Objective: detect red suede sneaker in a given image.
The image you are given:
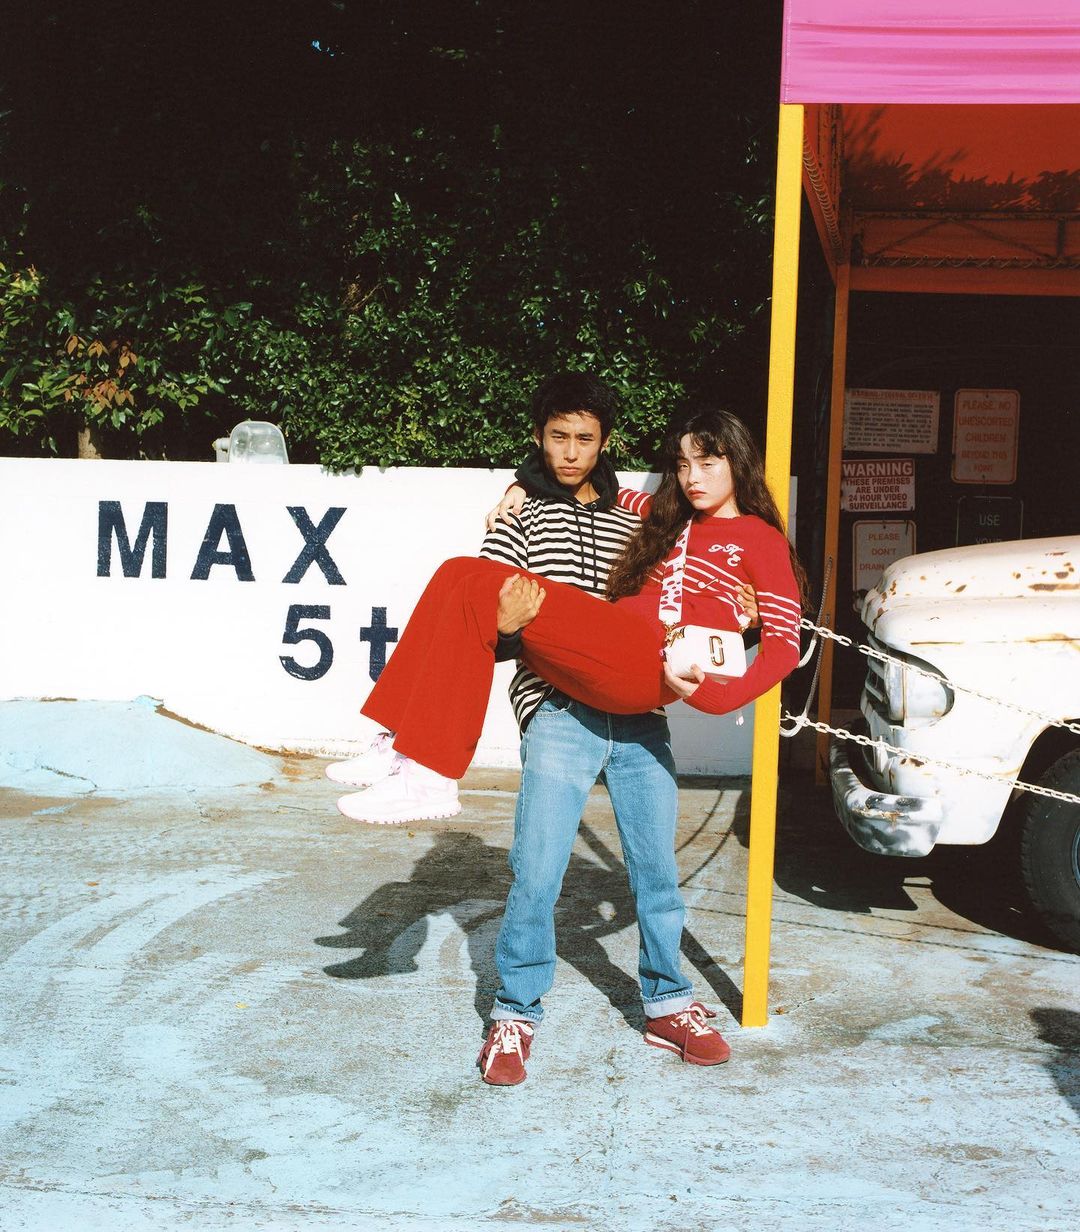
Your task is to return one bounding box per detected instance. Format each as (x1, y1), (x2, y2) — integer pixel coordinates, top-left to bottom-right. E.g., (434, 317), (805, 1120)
(644, 1002), (731, 1066)
(477, 1019), (535, 1086)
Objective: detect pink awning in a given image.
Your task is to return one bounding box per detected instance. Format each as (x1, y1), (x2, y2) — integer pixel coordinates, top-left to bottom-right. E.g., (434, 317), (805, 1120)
(782, 1), (1080, 104)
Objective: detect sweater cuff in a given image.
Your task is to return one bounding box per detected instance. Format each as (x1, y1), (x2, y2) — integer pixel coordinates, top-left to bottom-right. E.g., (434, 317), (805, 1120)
(494, 629), (523, 662)
(684, 676), (735, 716)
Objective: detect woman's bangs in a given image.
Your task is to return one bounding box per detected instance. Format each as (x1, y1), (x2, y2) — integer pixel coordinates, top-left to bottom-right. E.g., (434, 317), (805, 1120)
(686, 429), (727, 460)
(662, 408), (737, 467)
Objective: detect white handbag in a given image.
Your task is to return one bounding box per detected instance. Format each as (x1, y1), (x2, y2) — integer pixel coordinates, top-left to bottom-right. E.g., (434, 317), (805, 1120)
(658, 520), (748, 682)
(664, 624), (747, 681)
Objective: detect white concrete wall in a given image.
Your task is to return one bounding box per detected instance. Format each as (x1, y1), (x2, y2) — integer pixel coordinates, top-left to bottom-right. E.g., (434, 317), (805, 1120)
(1, 458), (758, 774)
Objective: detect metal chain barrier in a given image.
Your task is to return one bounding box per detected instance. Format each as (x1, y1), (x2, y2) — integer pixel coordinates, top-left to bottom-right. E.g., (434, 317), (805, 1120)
(781, 615), (1080, 806)
(800, 617), (1080, 736)
(788, 712), (1080, 806)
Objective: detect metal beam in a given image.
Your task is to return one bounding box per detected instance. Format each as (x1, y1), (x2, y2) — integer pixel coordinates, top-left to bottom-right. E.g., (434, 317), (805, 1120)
(743, 102), (804, 1029)
(814, 258), (850, 784)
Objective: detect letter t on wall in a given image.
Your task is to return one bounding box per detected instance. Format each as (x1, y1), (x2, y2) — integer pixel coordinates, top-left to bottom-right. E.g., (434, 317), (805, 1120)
(360, 608), (398, 681)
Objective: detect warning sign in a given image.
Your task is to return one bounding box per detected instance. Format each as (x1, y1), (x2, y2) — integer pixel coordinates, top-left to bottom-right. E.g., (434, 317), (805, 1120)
(843, 388), (939, 454)
(952, 389), (1019, 485)
(853, 520), (916, 595)
(840, 458), (915, 512)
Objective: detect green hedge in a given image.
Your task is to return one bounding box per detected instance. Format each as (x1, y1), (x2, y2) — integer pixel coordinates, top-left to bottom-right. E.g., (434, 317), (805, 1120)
(0, 8), (777, 469)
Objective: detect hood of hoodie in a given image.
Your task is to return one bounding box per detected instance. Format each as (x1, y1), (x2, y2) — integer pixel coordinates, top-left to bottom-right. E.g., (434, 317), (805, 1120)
(513, 446), (619, 510)
(512, 445), (621, 593)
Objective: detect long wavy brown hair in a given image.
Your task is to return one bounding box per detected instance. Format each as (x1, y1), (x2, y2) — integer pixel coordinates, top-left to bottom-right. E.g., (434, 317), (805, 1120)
(606, 405), (809, 605)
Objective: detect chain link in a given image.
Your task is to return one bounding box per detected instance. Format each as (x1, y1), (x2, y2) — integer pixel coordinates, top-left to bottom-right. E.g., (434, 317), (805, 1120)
(785, 618), (1080, 806)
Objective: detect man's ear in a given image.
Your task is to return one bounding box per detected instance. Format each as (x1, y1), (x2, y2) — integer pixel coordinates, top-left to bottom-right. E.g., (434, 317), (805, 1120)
(533, 429), (542, 447)
(601, 431), (617, 454)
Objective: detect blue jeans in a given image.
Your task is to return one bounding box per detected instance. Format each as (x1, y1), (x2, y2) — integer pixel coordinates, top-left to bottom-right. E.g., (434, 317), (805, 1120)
(492, 693), (693, 1024)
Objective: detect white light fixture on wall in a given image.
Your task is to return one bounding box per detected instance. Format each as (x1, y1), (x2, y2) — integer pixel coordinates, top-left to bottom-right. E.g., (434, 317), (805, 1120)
(214, 420), (289, 464)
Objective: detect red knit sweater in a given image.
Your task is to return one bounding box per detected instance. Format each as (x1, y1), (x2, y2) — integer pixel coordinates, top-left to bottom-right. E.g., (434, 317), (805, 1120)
(615, 490), (802, 715)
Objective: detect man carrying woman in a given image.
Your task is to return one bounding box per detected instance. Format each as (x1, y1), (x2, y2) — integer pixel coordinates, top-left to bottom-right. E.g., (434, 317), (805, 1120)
(328, 376), (804, 1083)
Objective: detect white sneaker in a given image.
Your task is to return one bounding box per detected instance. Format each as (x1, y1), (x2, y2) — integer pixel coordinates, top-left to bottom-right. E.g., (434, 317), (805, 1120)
(336, 758), (461, 825)
(325, 732), (399, 787)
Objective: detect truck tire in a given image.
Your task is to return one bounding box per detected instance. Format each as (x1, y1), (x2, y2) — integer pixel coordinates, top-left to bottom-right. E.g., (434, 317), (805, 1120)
(1020, 748), (1080, 953)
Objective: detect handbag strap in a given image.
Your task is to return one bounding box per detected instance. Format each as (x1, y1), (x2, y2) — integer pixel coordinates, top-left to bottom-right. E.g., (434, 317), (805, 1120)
(657, 519), (693, 626)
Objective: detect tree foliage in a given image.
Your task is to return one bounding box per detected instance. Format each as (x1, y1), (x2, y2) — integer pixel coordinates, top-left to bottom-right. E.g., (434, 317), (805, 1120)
(0, 1), (781, 467)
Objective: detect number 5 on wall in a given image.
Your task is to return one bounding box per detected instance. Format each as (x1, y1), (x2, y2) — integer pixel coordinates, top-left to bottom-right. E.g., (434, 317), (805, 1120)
(280, 605), (333, 680)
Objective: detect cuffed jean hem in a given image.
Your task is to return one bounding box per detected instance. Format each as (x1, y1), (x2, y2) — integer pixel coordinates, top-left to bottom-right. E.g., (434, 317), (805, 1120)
(491, 1000), (543, 1025)
(642, 990), (694, 1018)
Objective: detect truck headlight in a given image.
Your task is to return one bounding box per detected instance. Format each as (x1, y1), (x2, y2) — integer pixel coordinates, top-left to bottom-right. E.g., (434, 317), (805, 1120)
(869, 638), (954, 727)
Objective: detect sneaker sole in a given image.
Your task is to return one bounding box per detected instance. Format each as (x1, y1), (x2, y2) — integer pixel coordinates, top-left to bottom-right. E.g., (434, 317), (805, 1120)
(476, 1053), (527, 1086)
(643, 1031), (730, 1066)
(337, 800), (463, 825)
(479, 1068), (527, 1086)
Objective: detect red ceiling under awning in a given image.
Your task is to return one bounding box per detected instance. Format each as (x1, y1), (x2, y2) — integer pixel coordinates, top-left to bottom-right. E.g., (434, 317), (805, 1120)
(843, 104), (1080, 206)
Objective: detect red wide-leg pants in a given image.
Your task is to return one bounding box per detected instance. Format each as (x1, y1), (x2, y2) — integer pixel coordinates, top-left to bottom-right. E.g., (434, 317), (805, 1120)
(361, 557), (672, 777)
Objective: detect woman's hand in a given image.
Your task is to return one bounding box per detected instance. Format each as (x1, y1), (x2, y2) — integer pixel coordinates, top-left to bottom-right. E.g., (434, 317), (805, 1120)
(497, 575), (546, 635)
(737, 582), (760, 630)
(662, 659), (705, 699)
(485, 484), (528, 531)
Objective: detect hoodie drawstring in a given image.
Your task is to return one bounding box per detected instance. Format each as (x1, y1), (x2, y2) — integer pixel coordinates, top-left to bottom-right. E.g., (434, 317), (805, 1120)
(571, 500), (601, 591)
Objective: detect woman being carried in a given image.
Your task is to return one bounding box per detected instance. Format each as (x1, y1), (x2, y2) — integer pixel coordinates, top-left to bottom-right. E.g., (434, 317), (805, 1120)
(337, 405), (805, 825)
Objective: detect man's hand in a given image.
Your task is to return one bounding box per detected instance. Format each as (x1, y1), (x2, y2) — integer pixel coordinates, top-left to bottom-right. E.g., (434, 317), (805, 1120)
(737, 581), (760, 630)
(662, 659), (705, 699)
(485, 485), (528, 532)
(497, 574), (546, 636)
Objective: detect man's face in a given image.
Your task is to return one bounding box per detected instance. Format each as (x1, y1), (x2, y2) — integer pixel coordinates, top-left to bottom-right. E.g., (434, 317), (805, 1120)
(536, 411), (607, 490)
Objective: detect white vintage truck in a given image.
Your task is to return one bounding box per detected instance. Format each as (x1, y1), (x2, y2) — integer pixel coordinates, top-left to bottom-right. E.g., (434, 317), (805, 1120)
(829, 535), (1080, 951)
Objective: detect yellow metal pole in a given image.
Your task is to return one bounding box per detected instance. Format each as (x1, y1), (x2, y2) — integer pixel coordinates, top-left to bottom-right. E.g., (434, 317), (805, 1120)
(742, 102), (804, 1029)
(814, 259), (851, 783)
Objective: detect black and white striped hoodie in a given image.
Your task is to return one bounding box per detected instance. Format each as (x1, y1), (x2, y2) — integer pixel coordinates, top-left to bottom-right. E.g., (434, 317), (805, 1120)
(479, 448), (642, 730)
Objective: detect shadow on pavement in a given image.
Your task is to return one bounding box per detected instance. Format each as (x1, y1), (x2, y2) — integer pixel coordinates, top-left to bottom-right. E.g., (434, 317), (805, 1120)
(723, 771), (1073, 952)
(728, 776), (923, 916)
(1031, 1007), (1080, 1121)
(314, 828), (740, 1031)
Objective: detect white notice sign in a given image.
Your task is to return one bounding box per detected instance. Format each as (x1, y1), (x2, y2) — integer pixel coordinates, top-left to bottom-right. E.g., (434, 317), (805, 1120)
(952, 389), (1019, 484)
(853, 520), (916, 595)
(843, 388), (940, 453)
(840, 458), (915, 512)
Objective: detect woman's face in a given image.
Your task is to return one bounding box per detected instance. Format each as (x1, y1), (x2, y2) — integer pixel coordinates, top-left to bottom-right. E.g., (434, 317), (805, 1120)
(675, 434), (740, 518)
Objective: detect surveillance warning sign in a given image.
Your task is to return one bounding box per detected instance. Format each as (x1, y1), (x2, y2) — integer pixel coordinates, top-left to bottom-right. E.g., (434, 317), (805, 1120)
(840, 458), (915, 513)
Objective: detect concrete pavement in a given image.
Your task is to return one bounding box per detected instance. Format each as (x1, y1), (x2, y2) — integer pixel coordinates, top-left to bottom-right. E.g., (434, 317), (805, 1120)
(0, 702), (1077, 1231)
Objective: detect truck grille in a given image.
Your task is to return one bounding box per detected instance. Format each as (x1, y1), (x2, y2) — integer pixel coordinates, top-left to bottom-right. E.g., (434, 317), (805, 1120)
(862, 635), (890, 719)
(859, 634), (953, 728)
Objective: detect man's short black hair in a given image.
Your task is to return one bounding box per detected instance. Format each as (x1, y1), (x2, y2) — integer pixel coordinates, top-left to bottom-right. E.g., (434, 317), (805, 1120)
(530, 372), (621, 439)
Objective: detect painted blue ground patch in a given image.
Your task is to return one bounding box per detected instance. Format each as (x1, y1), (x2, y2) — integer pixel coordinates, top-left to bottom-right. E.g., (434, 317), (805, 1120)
(1, 705), (1077, 1230)
(0, 698), (279, 794)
